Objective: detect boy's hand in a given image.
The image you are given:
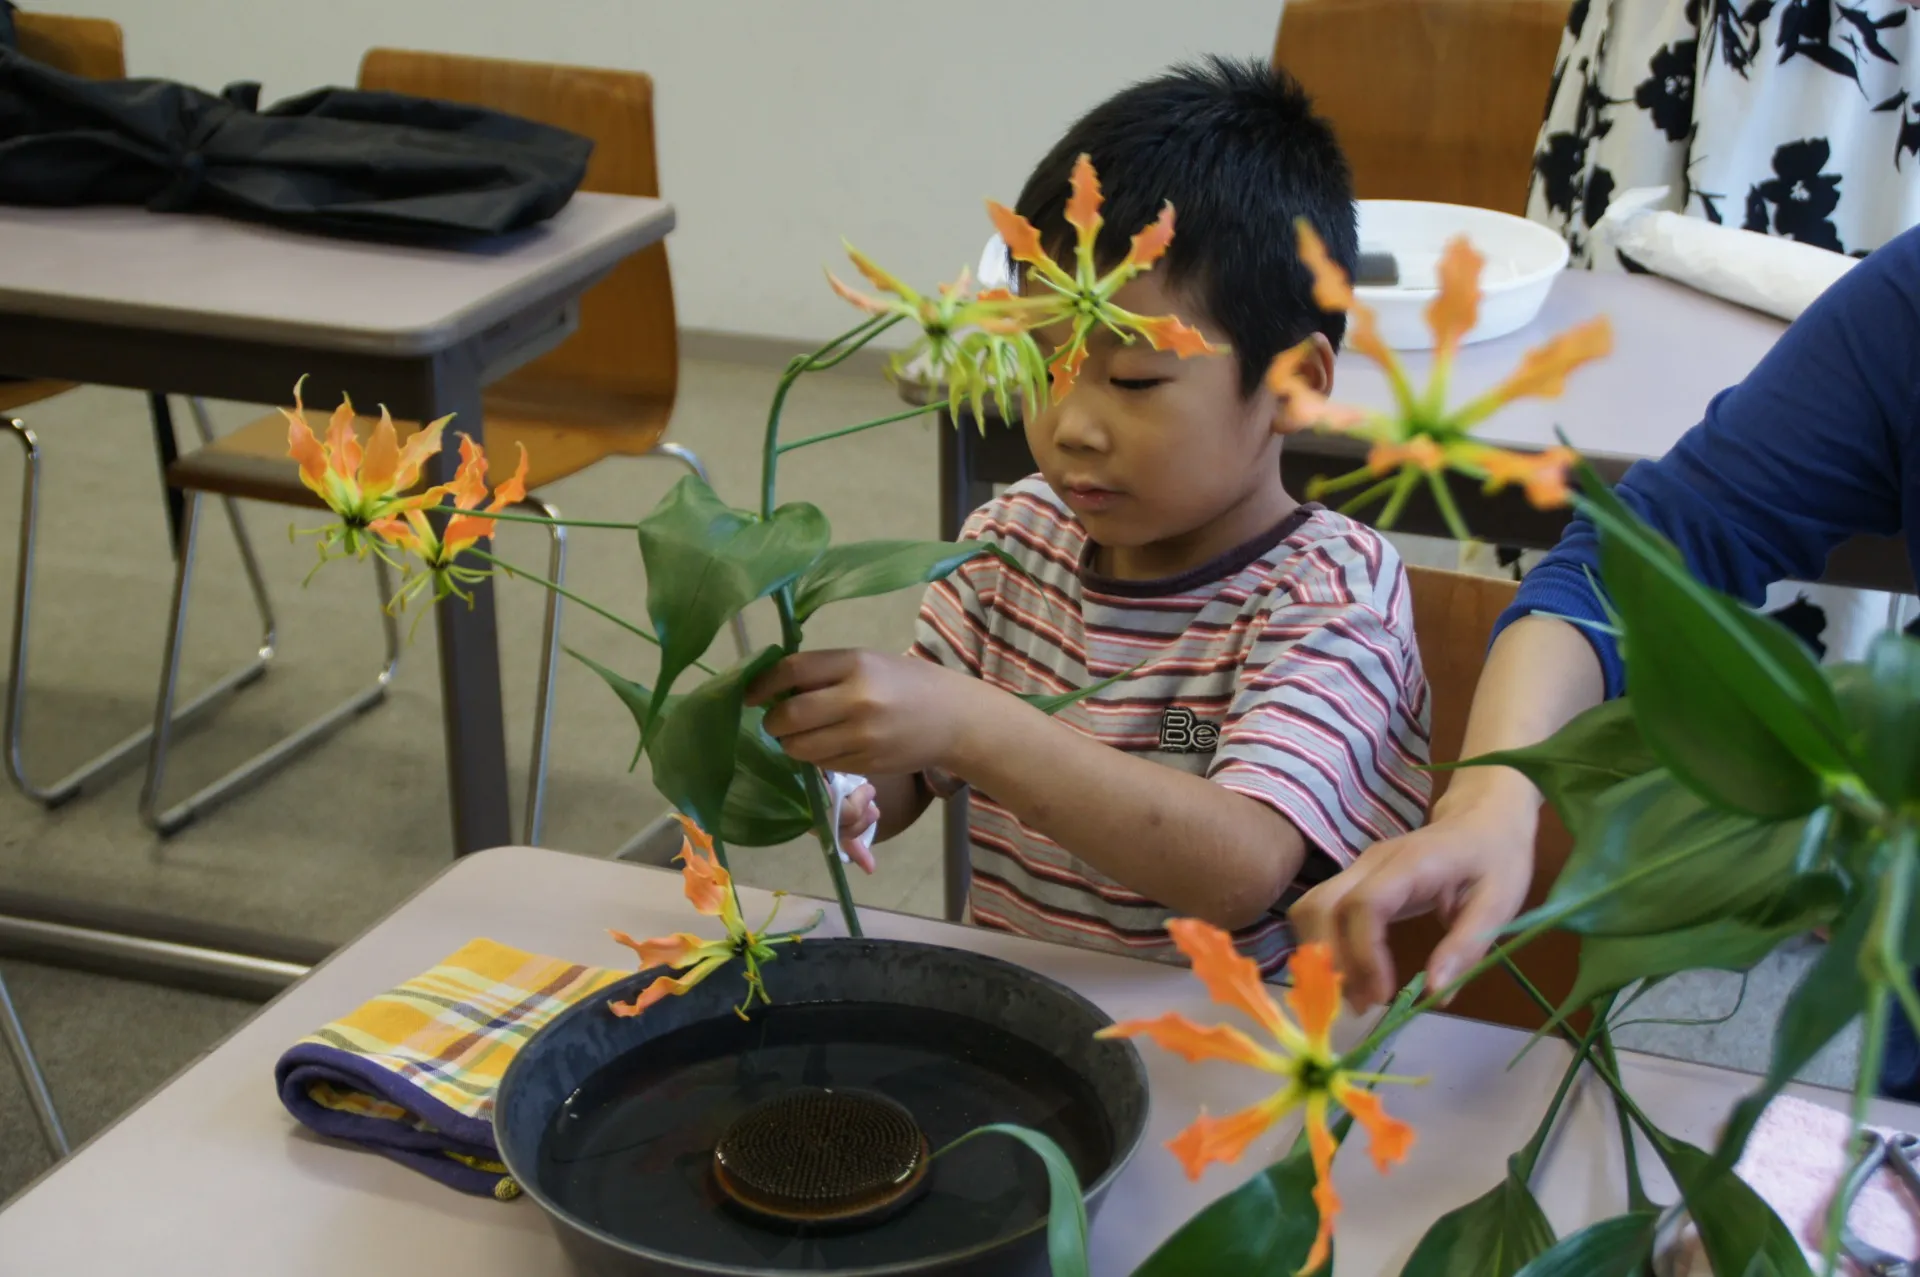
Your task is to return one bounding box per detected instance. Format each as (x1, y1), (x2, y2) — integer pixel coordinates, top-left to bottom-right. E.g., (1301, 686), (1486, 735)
(1289, 783), (1538, 1012)
(746, 650), (985, 776)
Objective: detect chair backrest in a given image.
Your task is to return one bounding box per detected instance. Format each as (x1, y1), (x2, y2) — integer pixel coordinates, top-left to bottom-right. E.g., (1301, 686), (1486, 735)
(358, 48), (677, 408)
(1274, 0), (1568, 215)
(14, 10), (125, 79)
(1395, 564), (1582, 1030)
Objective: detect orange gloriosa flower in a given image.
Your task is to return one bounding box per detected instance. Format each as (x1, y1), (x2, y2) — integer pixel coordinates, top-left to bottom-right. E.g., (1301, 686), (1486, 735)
(1098, 924), (1419, 1275)
(1266, 220), (1611, 538)
(282, 374), (452, 563)
(369, 435), (529, 609)
(605, 816), (818, 1020)
(988, 154), (1219, 401)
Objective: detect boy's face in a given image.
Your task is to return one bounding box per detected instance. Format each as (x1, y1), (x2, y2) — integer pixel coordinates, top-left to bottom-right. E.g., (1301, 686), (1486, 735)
(1024, 270), (1334, 579)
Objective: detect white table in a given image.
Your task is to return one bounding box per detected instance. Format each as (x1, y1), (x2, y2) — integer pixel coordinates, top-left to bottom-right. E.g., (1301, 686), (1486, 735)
(0, 194), (674, 983)
(0, 846), (1906, 1274)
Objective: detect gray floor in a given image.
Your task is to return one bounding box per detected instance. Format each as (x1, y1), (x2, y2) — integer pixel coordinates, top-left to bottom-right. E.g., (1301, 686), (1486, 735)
(0, 362), (1852, 1205)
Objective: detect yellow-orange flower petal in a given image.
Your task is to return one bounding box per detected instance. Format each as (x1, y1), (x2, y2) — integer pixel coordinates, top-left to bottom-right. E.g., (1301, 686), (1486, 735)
(1474, 317), (1613, 413)
(1473, 444), (1577, 510)
(1427, 237), (1484, 363)
(1295, 220), (1354, 314)
(1331, 1078), (1417, 1173)
(1049, 342), (1089, 404)
(826, 271), (890, 315)
(1284, 942), (1343, 1052)
(1128, 313), (1217, 359)
(986, 201), (1051, 270)
(1122, 203), (1176, 274)
(285, 403), (328, 495)
(607, 955), (728, 1017)
(1265, 343), (1369, 433)
(1301, 1094), (1341, 1275)
(394, 413), (450, 492)
(846, 244), (912, 301)
(673, 814), (731, 918)
(607, 929), (722, 973)
(1165, 918), (1294, 1047)
(1368, 437), (1445, 474)
(1097, 1012), (1286, 1071)
(1166, 1094), (1292, 1181)
(324, 396), (361, 480)
(1065, 153), (1104, 270)
(359, 407), (402, 498)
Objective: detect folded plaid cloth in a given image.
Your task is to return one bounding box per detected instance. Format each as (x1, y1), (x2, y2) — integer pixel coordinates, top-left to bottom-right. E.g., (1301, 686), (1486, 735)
(275, 937), (624, 1198)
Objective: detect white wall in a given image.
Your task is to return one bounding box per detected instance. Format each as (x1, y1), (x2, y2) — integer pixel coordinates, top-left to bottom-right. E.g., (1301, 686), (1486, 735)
(59, 0), (1283, 346)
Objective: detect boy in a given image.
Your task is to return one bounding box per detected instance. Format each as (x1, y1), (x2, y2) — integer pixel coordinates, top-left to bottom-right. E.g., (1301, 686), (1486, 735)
(748, 57), (1430, 973)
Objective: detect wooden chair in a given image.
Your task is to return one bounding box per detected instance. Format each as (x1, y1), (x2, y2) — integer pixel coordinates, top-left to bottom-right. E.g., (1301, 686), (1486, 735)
(152, 49), (739, 843)
(1390, 564), (1581, 1030)
(1273, 0), (1570, 215)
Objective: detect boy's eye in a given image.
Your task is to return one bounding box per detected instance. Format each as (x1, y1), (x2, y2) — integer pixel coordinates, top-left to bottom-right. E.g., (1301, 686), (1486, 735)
(1110, 377), (1166, 391)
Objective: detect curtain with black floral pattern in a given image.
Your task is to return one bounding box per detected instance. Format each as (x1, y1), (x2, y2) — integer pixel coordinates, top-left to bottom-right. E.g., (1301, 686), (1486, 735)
(1528, 0), (1920, 266)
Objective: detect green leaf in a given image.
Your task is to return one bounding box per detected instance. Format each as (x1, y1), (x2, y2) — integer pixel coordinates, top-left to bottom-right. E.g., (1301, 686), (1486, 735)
(636, 475), (829, 742)
(1649, 1133), (1813, 1277)
(1559, 879), (1844, 1014)
(1456, 698), (1660, 837)
(1834, 634), (1920, 806)
(1018, 662), (1141, 716)
(1134, 1117), (1347, 1277)
(1510, 1211), (1657, 1277)
(1710, 896), (1872, 1175)
(717, 713), (814, 846)
(1578, 470), (1850, 819)
(646, 647), (786, 839)
(1398, 1153), (1555, 1277)
(941, 1125), (1088, 1277)
(1519, 770), (1813, 938)
(790, 539), (1009, 621)
(569, 649), (812, 847)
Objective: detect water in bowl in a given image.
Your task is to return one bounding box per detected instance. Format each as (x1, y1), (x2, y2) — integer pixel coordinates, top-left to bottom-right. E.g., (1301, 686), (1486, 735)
(536, 1000), (1113, 1271)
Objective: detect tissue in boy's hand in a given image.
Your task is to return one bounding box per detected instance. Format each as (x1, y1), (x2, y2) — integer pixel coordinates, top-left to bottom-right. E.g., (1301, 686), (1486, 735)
(826, 769), (875, 868)
(1590, 186), (1855, 323)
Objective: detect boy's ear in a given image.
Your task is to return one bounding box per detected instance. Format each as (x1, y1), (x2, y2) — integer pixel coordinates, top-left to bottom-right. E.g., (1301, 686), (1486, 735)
(1263, 332), (1337, 436)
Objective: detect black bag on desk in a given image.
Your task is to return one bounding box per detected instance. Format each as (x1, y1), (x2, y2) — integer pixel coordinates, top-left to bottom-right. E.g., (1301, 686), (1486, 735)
(0, 48), (593, 242)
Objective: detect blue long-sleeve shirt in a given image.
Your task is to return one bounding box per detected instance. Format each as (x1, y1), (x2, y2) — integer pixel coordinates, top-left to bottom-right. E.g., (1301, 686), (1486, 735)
(1496, 225), (1920, 697)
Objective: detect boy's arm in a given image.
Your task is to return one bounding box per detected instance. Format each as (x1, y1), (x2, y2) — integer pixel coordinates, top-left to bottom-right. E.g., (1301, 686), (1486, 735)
(748, 650), (1307, 930)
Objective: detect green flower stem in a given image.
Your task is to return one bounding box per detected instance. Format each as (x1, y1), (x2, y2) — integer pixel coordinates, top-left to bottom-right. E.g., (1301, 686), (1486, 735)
(761, 314), (904, 521)
(451, 508), (642, 532)
(1307, 464), (1387, 499)
(1827, 983), (1889, 1274)
(1375, 469), (1420, 527)
(1515, 1013), (1599, 1183)
(1335, 476), (1402, 519)
(776, 403), (938, 455)
(1341, 915), (1559, 1068)
(468, 547), (717, 676)
(1426, 470), (1473, 542)
(800, 758), (863, 938)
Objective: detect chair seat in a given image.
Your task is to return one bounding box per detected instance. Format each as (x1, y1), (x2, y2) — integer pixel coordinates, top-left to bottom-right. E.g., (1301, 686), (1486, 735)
(168, 379), (674, 508)
(0, 380), (78, 416)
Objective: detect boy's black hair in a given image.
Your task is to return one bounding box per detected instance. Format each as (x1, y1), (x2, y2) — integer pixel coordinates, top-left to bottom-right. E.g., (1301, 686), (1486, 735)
(1013, 56), (1357, 396)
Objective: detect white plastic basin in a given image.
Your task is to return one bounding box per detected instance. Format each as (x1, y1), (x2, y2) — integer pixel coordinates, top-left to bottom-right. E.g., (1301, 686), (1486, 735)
(1355, 200), (1569, 350)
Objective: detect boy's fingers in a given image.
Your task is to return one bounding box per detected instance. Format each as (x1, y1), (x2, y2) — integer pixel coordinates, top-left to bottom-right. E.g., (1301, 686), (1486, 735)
(745, 650), (861, 706)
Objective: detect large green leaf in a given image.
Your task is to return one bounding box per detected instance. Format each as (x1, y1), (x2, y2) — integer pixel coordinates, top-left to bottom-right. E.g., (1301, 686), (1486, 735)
(1579, 472), (1850, 819)
(570, 649), (812, 847)
(1834, 634), (1920, 807)
(1456, 698), (1660, 837)
(635, 475), (828, 742)
(648, 647), (788, 839)
(1134, 1116), (1350, 1277)
(1510, 1211), (1657, 1277)
(1650, 1133), (1813, 1277)
(790, 539), (1011, 621)
(1518, 770), (1814, 938)
(1710, 896), (1872, 1175)
(1559, 878), (1844, 1014)
(941, 1125), (1088, 1277)
(1398, 1154), (1555, 1277)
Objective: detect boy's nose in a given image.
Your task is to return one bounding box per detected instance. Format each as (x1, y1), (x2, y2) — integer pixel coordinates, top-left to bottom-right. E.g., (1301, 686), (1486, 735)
(1047, 395), (1110, 454)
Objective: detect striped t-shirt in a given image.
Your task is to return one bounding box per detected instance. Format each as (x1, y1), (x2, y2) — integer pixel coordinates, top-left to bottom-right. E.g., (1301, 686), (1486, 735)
(911, 477), (1431, 974)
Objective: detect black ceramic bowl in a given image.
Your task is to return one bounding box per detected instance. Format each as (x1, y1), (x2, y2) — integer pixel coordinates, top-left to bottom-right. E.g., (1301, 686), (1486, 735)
(494, 937), (1149, 1277)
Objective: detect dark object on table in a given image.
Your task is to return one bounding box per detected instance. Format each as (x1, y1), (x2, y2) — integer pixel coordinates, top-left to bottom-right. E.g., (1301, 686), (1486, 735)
(1355, 250), (1400, 286)
(0, 48), (592, 241)
(495, 938), (1148, 1277)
